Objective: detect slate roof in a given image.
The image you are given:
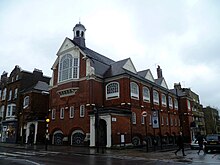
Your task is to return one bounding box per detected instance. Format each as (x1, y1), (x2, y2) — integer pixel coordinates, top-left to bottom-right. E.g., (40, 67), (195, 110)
(155, 77), (163, 86)
(69, 38), (171, 92)
(33, 81), (49, 92)
(104, 58), (129, 78)
(21, 81), (49, 94)
(69, 38), (115, 77)
(137, 69), (150, 78)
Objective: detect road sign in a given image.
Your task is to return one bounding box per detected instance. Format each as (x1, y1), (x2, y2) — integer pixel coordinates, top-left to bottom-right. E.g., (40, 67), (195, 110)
(141, 111), (147, 117)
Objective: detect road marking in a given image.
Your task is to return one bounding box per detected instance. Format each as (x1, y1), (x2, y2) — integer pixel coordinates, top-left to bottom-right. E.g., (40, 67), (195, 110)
(15, 151), (36, 156)
(0, 152), (21, 157)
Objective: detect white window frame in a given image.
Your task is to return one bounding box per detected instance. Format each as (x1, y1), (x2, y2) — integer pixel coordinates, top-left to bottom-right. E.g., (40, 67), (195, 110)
(130, 82), (139, 99)
(187, 100), (191, 110)
(60, 108), (64, 119)
(143, 86), (150, 102)
(166, 117), (169, 126)
(169, 96), (173, 109)
(132, 112), (136, 124)
(0, 105), (4, 118)
(23, 96), (30, 108)
(106, 82), (120, 99)
(2, 88), (6, 100)
(161, 94), (167, 107)
(8, 90), (12, 101)
(6, 104), (16, 117)
(174, 98), (178, 110)
(14, 88), (18, 99)
(58, 54), (79, 83)
(153, 90), (159, 104)
(69, 106), (74, 118)
(80, 105), (85, 117)
(52, 109), (56, 120)
(141, 116), (145, 125)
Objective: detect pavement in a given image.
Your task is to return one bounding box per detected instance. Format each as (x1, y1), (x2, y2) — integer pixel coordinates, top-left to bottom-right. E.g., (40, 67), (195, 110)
(0, 143), (192, 163)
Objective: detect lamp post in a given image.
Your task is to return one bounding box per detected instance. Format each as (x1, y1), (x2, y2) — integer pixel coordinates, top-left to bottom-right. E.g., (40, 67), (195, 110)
(45, 118), (50, 151)
(142, 111), (148, 152)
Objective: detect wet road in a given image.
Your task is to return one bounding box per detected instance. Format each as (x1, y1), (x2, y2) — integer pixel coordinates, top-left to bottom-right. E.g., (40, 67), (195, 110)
(0, 147), (220, 164)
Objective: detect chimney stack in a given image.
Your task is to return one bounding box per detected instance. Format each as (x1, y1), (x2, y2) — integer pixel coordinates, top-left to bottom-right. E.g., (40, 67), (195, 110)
(157, 65), (163, 78)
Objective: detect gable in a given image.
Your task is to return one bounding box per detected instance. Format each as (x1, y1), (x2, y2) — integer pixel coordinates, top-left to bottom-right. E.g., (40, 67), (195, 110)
(161, 79), (168, 89)
(57, 38), (76, 55)
(122, 58), (137, 74)
(145, 70), (155, 82)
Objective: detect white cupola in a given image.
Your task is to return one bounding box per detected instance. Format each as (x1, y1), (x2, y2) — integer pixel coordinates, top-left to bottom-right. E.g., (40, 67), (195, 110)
(73, 22), (86, 47)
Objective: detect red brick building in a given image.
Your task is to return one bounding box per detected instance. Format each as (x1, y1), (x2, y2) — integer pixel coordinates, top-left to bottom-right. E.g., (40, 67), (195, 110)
(48, 22), (181, 148)
(0, 66), (50, 143)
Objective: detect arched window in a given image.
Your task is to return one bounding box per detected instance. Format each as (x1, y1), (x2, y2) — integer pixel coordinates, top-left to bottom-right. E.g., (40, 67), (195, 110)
(69, 106), (74, 118)
(130, 82), (139, 99)
(161, 93), (167, 107)
(106, 82), (119, 99)
(23, 96), (30, 108)
(59, 54), (79, 82)
(143, 87), (150, 102)
(169, 96), (173, 109)
(60, 108), (64, 119)
(153, 90), (159, 104)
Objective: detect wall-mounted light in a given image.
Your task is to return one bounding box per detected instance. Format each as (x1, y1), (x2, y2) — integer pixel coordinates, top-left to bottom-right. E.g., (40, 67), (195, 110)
(121, 103), (126, 105)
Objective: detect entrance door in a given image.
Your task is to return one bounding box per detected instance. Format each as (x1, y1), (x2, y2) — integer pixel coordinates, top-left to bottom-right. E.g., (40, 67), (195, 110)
(97, 119), (107, 147)
(28, 124), (35, 144)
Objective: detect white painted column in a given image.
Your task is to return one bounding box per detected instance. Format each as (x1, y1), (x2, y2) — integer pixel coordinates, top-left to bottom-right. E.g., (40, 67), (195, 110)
(34, 122), (38, 144)
(89, 116), (96, 147)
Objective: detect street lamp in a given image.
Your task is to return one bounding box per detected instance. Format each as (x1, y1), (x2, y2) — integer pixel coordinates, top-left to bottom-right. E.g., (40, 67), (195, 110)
(45, 117), (50, 151)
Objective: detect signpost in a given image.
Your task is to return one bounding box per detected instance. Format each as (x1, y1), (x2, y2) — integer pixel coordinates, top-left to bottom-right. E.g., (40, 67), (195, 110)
(141, 111), (148, 152)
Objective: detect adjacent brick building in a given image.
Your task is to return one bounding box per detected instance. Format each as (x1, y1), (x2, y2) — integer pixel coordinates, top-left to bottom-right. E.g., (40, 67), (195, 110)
(0, 66), (50, 143)
(170, 83), (204, 142)
(48, 22), (181, 147)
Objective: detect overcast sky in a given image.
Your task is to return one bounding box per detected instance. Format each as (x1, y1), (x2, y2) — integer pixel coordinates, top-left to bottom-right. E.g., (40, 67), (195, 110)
(0, 0), (220, 109)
